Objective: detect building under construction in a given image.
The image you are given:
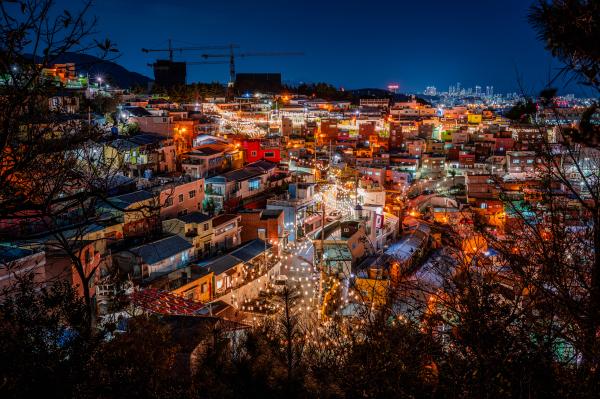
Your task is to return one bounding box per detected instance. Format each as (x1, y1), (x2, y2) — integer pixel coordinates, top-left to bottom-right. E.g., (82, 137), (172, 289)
(152, 60), (186, 88)
(235, 73), (282, 94)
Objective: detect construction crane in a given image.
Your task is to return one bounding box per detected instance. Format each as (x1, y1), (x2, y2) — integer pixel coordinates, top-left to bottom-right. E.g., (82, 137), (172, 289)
(141, 40), (241, 88)
(141, 39), (238, 62)
(142, 39), (302, 93)
(199, 44), (303, 86)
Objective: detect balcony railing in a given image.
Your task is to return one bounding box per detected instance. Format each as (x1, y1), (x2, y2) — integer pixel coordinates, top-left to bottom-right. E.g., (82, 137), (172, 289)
(213, 258), (278, 299)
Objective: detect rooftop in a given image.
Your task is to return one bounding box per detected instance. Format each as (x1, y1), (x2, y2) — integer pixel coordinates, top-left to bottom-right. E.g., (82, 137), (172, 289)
(204, 254), (242, 275)
(219, 167), (265, 182)
(145, 264), (212, 290)
(229, 239), (271, 262)
(187, 147), (223, 157)
(212, 214), (239, 227)
(260, 209), (283, 220)
(246, 159), (277, 171)
(174, 212), (213, 224)
(130, 287), (205, 316)
(385, 223), (430, 263)
(130, 235), (193, 265)
(0, 244), (38, 263)
(108, 190), (155, 207)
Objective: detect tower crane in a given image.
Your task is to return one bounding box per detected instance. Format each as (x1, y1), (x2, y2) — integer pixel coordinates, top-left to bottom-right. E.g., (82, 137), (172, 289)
(141, 39), (241, 88)
(198, 45), (303, 86)
(141, 39), (238, 63)
(142, 39), (302, 92)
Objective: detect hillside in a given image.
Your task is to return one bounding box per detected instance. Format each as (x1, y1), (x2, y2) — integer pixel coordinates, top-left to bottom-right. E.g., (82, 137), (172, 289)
(33, 52), (152, 89)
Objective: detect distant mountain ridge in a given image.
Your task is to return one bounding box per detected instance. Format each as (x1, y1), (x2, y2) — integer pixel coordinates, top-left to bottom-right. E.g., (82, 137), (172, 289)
(31, 52), (152, 89)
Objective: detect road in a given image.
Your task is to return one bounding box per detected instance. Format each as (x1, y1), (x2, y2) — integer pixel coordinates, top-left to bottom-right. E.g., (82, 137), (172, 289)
(408, 175), (465, 197)
(279, 239), (319, 314)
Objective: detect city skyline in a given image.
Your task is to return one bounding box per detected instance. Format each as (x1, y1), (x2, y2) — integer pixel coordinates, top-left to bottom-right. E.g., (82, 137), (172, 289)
(50, 0), (587, 95)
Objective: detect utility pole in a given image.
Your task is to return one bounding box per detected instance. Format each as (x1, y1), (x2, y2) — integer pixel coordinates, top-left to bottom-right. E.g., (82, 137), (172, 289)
(355, 170), (359, 210)
(259, 228), (267, 274)
(321, 202), (326, 243)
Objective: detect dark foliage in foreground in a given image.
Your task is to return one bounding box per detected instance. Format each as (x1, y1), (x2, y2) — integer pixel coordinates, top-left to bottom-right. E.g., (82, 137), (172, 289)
(0, 273), (597, 399)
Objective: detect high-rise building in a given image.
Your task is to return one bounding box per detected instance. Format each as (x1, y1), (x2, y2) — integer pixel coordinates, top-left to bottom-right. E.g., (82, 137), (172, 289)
(153, 60), (186, 88)
(424, 86), (437, 96)
(475, 85), (481, 96)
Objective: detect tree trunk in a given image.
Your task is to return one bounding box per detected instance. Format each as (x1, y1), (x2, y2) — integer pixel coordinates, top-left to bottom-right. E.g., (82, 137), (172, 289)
(586, 209), (600, 375)
(82, 277), (94, 329)
(284, 288), (293, 383)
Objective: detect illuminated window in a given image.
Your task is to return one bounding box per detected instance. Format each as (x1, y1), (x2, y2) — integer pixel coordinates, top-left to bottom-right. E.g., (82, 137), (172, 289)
(248, 179), (260, 191)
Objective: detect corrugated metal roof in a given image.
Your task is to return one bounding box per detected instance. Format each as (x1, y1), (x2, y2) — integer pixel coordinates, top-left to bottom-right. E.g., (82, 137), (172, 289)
(109, 190), (155, 206)
(246, 159), (277, 171)
(221, 167), (265, 182)
(204, 254), (242, 275)
(130, 235), (193, 265)
(0, 244), (37, 263)
(175, 212), (213, 224)
(260, 209), (282, 220)
(229, 239), (271, 262)
(211, 214), (238, 227)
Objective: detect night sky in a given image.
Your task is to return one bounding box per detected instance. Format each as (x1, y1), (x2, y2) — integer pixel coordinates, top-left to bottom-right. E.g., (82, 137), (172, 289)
(57, 0), (574, 94)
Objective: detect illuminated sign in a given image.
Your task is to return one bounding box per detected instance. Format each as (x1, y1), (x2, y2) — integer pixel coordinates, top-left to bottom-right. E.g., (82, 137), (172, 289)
(375, 214), (384, 229)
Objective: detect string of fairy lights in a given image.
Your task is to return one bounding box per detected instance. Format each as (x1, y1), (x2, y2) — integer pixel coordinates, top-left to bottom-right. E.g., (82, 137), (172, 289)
(186, 105), (403, 332)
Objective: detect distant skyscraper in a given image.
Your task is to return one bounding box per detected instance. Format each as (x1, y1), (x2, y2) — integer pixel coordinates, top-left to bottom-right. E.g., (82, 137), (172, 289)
(424, 86), (437, 96)
(489, 86), (494, 96)
(475, 85), (481, 96)
(485, 86), (491, 97)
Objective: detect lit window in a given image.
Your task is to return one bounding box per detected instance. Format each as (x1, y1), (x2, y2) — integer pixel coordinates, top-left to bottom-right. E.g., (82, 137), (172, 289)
(248, 179), (260, 191)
